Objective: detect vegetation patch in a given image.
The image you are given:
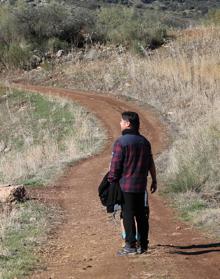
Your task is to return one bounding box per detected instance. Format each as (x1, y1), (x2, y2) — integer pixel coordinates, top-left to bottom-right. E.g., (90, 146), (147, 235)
(166, 124), (220, 195)
(96, 6), (167, 53)
(0, 86), (106, 186)
(171, 191), (220, 238)
(0, 201), (61, 278)
(172, 192), (208, 221)
(1, 0), (220, 70)
(0, 85), (106, 278)
(0, 0), (170, 70)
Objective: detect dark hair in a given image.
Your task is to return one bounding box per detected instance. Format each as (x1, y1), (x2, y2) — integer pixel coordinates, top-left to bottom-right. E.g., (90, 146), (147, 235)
(121, 111), (140, 131)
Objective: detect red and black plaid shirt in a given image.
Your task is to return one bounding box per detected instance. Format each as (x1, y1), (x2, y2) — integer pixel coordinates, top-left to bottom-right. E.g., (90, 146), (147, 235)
(108, 129), (153, 193)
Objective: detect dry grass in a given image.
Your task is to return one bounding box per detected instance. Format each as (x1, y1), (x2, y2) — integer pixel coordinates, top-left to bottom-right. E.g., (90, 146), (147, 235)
(0, 87), (106, 278)
(0, 88), (106, 186)
(57, 27), (220, 131)
(193, 208), (220, 237)
(21, 25), (220, 236)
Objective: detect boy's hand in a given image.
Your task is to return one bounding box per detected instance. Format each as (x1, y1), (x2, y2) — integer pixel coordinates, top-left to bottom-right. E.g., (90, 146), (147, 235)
(150, 181), (157, 193)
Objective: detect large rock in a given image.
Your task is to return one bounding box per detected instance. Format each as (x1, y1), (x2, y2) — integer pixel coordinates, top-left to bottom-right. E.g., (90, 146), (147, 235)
(0, 185), (27, 203)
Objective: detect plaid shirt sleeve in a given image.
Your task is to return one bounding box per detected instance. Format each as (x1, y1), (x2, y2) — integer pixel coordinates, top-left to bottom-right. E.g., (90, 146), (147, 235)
(108, 139), (124, 184)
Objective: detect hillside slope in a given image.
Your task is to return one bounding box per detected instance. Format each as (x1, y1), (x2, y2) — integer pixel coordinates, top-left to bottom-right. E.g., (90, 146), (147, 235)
(2, 0), (220, 16)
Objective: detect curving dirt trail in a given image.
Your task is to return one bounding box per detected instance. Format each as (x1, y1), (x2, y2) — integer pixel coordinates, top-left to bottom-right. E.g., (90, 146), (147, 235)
(12, 84), (220, 279)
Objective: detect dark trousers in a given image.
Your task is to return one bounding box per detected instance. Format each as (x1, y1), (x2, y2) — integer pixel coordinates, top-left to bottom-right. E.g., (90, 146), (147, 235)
(122, 192), (149, 249)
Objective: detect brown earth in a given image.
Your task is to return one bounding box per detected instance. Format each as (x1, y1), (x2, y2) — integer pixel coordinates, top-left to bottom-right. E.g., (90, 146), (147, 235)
(12, 84), (220, 279)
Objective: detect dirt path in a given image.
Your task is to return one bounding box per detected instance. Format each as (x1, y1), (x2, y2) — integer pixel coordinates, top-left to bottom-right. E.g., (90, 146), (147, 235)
(13, 84), (220, 279)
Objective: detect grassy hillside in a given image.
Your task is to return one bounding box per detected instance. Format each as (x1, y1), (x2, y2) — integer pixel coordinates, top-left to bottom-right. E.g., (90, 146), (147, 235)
(3, 0), (220, 14)
(0, 86), (106, 278)
(0, 86), (106, 186)
(1, 0), (220, 71)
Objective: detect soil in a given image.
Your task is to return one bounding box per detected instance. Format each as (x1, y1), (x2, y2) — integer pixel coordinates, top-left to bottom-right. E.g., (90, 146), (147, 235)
(12, 84), (220, 279)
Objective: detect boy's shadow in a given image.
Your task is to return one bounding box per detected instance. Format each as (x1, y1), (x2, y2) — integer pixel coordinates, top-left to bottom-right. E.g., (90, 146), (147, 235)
(157, 242), (220, 255)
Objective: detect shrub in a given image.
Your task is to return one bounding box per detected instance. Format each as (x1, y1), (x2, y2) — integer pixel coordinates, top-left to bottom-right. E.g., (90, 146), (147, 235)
(12, 0), (96, 46)
(0, 0), (96, 68)
(205, 9), (220, 25)
(95, 6), (167, 51)
(46, 37), (69, 53)
(7, 44), (31, 68)
(0, 43), (31, 69)
(0, 4), (19, 46)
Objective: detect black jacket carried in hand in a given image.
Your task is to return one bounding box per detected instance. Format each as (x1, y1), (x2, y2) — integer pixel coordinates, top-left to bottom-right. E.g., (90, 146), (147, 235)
(98, 172), (123, 213)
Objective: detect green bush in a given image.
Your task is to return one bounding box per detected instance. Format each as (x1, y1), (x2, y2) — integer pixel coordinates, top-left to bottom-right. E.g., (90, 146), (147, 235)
(95, 6), (167, 52)
(0, 43), (31, 69)
(0, 0), (96, 68)
(0, 1), (168, 67)
(0, 5), (19, 45)
(46, 37), (69, 53)
(12, 0), (95, 46)
(168, 164), (203, 193)
(7, 44), (31, 68)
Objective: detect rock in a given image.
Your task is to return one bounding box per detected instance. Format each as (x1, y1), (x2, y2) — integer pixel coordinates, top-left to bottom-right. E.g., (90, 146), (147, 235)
(0, 185), (28, 203)
(56, 49), (64, 58)
(171, 232), (181, 236)
(176, 225), (182, 231)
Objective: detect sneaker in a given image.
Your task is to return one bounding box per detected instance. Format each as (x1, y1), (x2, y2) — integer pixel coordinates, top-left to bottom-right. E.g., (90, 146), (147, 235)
(137, 246), (148, 254)
(117, 245), (137, 256)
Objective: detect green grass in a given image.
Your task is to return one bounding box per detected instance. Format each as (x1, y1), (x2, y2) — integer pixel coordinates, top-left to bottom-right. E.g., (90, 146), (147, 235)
(180, 199), (207, 221)
(21, 177), (45, 187)
(0, 90), (75, 150)
(165, 191), (208, 222)
(167, 165), (199, 193)
(0, 201), (60, 279)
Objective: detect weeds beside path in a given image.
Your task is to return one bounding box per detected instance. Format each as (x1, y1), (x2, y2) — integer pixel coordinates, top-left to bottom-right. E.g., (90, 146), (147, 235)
(0, 86), (106, 278)
(11, 84), (220, 279)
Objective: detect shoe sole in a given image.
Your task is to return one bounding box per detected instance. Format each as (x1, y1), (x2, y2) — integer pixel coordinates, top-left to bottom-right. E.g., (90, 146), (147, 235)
(117, 252), (137, 256)
(117, 250), (137, 256)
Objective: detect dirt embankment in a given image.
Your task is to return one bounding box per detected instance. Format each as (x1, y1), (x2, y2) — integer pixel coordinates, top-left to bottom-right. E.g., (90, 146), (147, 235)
(12, 84), (220, 279)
